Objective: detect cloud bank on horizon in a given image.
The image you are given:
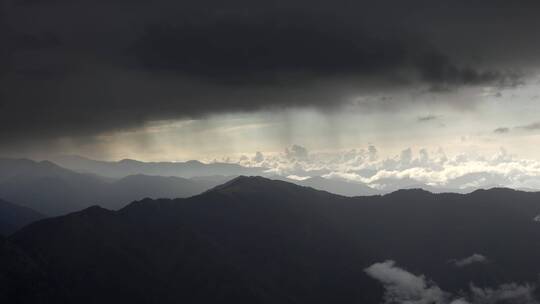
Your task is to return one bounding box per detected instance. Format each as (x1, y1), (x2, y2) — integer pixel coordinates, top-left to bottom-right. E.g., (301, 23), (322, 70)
(227, 145), (540, 191)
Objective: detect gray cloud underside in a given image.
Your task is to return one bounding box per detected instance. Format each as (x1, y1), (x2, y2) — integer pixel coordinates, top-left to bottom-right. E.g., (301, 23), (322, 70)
(418, 115), (439, 122)
(493, 127), (510, 134)
(1, 0), (539, 143)
(493, 121), (540, 134)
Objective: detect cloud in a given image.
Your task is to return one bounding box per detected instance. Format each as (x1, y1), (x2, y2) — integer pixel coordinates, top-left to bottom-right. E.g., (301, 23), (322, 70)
(470, 283), (537, 304)
(285, 145), (309, 160)
(252, 151), (264, 163)
(418, 115), (439, 122)
(132, 19), (517, 89)
(518, 122), (540, 131)
(365, 260), (538, 304)
(364, 260), (449, 304)
(493, 127), (510, 134)
(368, 145), (379, 162)
(451, 254), (488, 267)
(1, 0), (535, 146)
(491, 121), (540, 135)
(234, 146), (540, 192)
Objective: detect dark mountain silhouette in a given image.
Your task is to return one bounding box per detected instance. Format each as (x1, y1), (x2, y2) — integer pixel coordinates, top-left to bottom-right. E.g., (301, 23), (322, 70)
(53, 155), (266, 178)
(6, 177), (540, 303)
(0, 235), (65, 303)
(0, 199), (44, 235)
(0, 159), (224, 215)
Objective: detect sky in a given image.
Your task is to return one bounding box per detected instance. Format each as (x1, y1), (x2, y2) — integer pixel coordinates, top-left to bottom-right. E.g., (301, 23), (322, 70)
(2, 0), (540, 174)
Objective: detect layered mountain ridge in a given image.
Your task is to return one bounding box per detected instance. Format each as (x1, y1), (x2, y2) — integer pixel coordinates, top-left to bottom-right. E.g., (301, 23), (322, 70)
(4, 176), (540, 303)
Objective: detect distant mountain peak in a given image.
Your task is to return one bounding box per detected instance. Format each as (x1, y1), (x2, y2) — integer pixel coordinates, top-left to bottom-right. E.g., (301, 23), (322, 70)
(208, 175), (265, 191)
(52, 155), (266, 178)
(204, 175), (336, 199)
(386, 188), (434, 197)
(470, 187), (519, 195)
(185, 160), (204, 165)
(37, 160), (59, 166)
(230, 175), (265, 182)
(63, 205), (114, 220)
(118, 158), (140, 164)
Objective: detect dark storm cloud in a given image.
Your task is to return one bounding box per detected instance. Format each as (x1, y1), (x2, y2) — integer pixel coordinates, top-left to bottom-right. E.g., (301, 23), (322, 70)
(130, 16), (512, 88)
(132, 19), (409, 84)
(1, 0), (540, 145)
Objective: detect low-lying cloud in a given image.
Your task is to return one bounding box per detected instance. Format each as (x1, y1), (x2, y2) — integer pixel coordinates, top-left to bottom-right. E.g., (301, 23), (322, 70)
(365, 260), (449, 304)
(365, 260), (537, 304)
(451, 254), (489, 267)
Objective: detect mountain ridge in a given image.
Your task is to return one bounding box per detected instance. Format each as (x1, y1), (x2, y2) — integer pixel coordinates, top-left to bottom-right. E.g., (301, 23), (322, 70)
(52, 155), (267, 179)
(0, 158), (228, 215)
(7, 176), (540, 303)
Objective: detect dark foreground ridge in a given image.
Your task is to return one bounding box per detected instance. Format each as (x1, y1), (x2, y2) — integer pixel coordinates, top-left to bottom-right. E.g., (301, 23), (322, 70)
(4, 176), (540, 303)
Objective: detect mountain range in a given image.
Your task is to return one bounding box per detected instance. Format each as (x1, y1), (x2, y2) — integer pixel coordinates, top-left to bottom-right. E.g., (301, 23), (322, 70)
(0, 158), (227, 216)
(4, 176), (540, 303)
(52, 155), (266, 179)
(0, 158), (382, 217)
